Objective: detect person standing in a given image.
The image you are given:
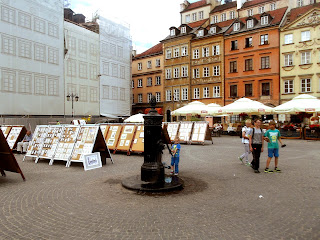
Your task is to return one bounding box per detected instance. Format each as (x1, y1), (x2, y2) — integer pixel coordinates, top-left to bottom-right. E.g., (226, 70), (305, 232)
(17, 130), (33, 153)
(249, 119), (264, 173)
(239, 119), (252, 166)
(170, 136), (181, 176)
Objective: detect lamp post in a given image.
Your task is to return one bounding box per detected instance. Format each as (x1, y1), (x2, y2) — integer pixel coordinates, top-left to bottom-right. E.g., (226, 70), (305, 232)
(66, 93), (79, 118)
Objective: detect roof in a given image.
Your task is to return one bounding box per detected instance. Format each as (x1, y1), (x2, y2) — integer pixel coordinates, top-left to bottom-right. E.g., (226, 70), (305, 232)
(181, 0), (209, 13)
(187, 19), (208, 28)
(242, 0), (274, 9)
(286, 2), (320, 22)
(134, 43), (163, 59)
(210, 1), (237, 13)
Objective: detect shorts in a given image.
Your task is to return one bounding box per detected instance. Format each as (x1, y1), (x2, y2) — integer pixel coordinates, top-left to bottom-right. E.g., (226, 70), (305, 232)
(268, 148), (279, 158)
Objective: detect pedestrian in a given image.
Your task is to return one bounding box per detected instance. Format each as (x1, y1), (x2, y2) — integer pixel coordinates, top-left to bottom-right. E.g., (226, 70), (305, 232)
(239, 119), (252, 166)
(264, 121), (285, 173)
(171, 136), (181, 176)
(56, 120), (60, 125)
(249, 119), (264, 173)
(17, 130), (33, 153)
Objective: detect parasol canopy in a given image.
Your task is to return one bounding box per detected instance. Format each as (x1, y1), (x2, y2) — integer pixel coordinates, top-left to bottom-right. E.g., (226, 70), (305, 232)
(124, 113), (145, 123)
(171, 101), (208, 116)
(274, 94), (320, 114)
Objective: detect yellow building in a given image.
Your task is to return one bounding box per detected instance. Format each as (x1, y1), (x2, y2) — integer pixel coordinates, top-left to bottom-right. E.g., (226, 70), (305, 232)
(280, 3), (320, 103)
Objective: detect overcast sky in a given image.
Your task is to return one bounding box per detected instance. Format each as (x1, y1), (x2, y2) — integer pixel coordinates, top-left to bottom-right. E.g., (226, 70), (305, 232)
(69, 0), (199, 54)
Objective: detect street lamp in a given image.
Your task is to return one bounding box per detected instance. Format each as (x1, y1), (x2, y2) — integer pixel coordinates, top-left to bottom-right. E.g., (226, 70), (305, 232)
(66, 93), (79, 118)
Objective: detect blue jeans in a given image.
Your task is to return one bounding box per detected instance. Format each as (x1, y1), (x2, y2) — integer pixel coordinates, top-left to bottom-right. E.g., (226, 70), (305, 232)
(171, 156), (179, 173)
(268, 148), (279, 158)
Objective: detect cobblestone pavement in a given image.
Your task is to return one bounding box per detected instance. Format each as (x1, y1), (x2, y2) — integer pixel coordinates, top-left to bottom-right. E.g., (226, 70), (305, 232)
(0, 136), (319, 240)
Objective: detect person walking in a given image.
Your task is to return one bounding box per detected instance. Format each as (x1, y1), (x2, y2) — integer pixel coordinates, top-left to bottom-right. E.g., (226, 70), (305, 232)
(17, 130), (33, 153)
(170, 136), (181, 176)
(239, 119), (252, 166)
(249, 119), (264, 173)
(264, 121), (285, 173)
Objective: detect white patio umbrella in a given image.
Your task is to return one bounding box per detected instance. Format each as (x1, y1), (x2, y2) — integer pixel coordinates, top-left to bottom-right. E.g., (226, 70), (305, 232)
(274, 94), (320, 114)
(217, 98), (274, 115)
(205, 103), (222, 116)
(172, 101), (208, 116)
(124, 113), (144, 123)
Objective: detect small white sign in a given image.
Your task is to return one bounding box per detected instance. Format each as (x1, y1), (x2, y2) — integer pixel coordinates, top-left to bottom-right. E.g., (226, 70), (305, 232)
(83, 152), (102, 171)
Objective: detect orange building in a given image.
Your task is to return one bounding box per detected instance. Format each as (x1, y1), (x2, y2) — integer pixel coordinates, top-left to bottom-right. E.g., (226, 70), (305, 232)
(131, 43), (164, 114)
(224, 6), (288, 107)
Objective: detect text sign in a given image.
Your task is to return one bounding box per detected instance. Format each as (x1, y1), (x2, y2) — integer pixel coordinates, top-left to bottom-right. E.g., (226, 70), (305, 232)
(83, 152), (102, 171)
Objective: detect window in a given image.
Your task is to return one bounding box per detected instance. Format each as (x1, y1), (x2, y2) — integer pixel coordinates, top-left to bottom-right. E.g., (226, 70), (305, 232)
(284, 34), (293, 44)
(174, 89), (180, 101)
(182, 88), (188, 100)
(18, 12), (31, 29)
(212, 15), (218, 23)
(261, 56), (270, 69)
(181, 46), (188, 56)
(166, 69), (172, 79)
(203, 67), (209, 77)
(297, 0), (303, 7)
(199, 11), (204, 20)
(48, 47), (59, 65)
(67, 59), (76, 76)
(212, 45), (220, 55)
(209, 27), (216, 34)
(203, 87), (209, 98)
(48, 23), (59, 38)
(213, 86), (220, 98)
(138, 62), (142, 70)
(213, 66), (220, 76)
(34, 43), (46, 62)
(174, 48), (179, 58)
(18, 40), (32, 59)
(248, 9), (253, 17)
(48, 77), (59, 96)
(111, 86), (118, 100)
(166, 90), (172, 101)
(284, 80), (294, 93)
(18, 73), (32, 94)
(260, 34), (268, 45)
(245, 37), (253, 48)
(120, 88), (125, 101)
(156, 59), (161, 67)
(111, 63), (117, 78)
(147, 60), (152, 69)
(245, 84), (253, 96)
(156, 76), (161, 85)
(181, 66), (188, 77)
(118, 46), (123, 58)
(270, 3), (276, 11)
(103, 62), (109, 75)
(147, 93), (152, 103)
(301, 78), (311, 93)
(174, 67), (180, 78)
(138, 79), (142, 87)
(233, 23), (240, 31)
(131, 80), (134, 88)
(156, 92), (161, 102)
(301, 31), (310, 42)
(193, 49), (199, 59)
(193, 88), (200, 99)
(247, 19), (253, 28)
(138, 93), (143, 103)
(284, 54), (293, 66)
(230, 11), (235, 19)
(79, 62), (87, 78)
(259, 6), (265, 13)
(166, 49), (172, 59)
(301, 51), (311, 64)
(197, 30), (204, 37)
(186, 14), (190, 23)
(170, 29), (175, 36)
(34, 75), (46, 95)
(245, 59), (253, 71)
(262, 82), (270, 96)
(1, 70), (15, 92)
(192, 13), (197, 22)
(120, 66), (125, 79)
(80, 85), (88, 101)
(181, 26), (186, 34)
(231, 40), (238, 50)
(202, 47), (209, 57)
(34, 17), (45, 34)
(1, 6), (15, 24)
(261, 16), (268, 25)
(193, 68), (200, 78)
(230, 61), (237, 73)
(2, 35), (16, 55)
(221, 13), (226, 22)
(147, 77), (152, 86)
(230, 85), (237, 98)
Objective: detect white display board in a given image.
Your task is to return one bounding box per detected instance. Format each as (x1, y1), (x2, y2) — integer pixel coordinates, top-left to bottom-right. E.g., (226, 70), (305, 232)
(25, 126), (49, 160)
(6, 127), (23, 149)
(1, 126), (11, 138)
(192, 122), (208, 142)
(166, 123), (180, 141)
(37, 126), (63, 162)
(178, 122), (193, 142)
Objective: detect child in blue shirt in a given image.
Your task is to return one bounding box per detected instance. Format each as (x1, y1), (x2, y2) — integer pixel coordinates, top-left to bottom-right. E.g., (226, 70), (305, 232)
(171, 136), (181, 176)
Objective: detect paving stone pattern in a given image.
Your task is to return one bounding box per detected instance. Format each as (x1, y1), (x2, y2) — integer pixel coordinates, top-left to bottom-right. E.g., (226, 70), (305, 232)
(0, 136), (319, 240)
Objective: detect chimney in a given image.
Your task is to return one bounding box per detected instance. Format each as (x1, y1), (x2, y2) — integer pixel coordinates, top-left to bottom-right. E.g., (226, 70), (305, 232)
(132, 50), (137, 57)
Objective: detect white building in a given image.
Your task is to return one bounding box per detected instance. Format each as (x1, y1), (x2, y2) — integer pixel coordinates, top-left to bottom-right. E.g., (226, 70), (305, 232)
(64, 20), (100, 117)
(98, 16), (132, 117)
(0, 0), (64, 115)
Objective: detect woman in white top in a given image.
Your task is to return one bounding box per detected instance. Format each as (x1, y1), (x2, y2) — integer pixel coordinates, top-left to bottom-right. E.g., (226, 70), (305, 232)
(238, 119), (252, 166)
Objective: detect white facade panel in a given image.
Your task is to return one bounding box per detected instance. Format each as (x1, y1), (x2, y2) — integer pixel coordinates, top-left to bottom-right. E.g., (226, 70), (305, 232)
(98, 16), (131, 117)
(0, 0), (64, 115)
(64, 21), (100, 116)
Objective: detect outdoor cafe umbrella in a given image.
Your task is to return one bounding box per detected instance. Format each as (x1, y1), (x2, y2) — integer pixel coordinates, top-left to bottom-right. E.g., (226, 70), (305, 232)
(171, 101), (208, 116)
(206, 103), (222, 116)
(216, 97), (274, 115)
(274, 94), (320, 114)
(124, 113), (144, 123)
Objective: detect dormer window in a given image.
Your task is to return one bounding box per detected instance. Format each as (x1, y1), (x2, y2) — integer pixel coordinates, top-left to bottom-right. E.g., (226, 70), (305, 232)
(210, 27), (216, 34)
(261, 16), (268, 25)
(181, 26), (186, 34)
(233, 23), (240, 31)
(259, 6), (265, 14)
(247, 19), (253, 28)
(230, 11), (235, 19)
(248, 9), (253, 17)
(170, 29), (175, 36)
(212, 15), (218, 24)
(221, 13), (226, 22)
(270, 3), (276, 11)
(197, 30), (204, 37)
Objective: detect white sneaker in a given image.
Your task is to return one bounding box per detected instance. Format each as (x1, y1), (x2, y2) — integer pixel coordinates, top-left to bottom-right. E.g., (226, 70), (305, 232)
(174, 173), (178, 176)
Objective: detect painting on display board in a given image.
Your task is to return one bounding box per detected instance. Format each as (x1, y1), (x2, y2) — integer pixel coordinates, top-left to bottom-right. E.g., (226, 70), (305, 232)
(177, 122), (193, 143)
(6, 126), (27, 150)
(167, 122), (180, 142)
(116, 125), (137, 154)
(1, 126), (12, 138)
(100, 124), (110, 140)
(105, 125), (123, 151)
(38, 126), (63, 161)
(131, 125), (144, 153)
(25, 126), (49, 160)
(191, 122), (212, 144)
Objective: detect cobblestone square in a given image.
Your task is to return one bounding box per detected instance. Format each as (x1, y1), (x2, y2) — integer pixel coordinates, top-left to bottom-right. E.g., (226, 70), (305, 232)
(0, 136), (319, 240)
